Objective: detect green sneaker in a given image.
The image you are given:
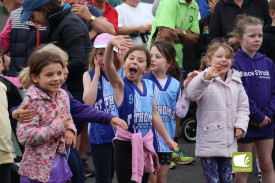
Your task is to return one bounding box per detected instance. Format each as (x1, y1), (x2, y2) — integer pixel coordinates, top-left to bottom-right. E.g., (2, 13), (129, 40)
(172, 147), (195, 165)
(169, 162), (176, 169)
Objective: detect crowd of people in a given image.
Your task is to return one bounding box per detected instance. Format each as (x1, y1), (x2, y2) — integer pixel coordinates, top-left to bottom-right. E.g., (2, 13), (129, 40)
(0, 0), (274, 183)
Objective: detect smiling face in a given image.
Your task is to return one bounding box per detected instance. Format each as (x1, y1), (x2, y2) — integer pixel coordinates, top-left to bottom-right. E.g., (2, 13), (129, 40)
(238, 25), (263, 57)
(31, 62), (64, 99)
(207, 46), (233, 80)
(124, 50), (148, 84)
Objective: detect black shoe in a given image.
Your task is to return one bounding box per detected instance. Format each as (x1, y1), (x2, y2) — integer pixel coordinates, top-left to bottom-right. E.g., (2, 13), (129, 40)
(82, 158), (95, 177)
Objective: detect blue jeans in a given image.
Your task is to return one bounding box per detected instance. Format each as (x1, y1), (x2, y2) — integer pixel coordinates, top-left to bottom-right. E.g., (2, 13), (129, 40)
(91, 142), (114, 183)
(200, 157), (232, 183)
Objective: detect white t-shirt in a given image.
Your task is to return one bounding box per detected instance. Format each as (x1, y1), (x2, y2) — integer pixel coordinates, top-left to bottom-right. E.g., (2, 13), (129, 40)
(115, 2), (155, 45)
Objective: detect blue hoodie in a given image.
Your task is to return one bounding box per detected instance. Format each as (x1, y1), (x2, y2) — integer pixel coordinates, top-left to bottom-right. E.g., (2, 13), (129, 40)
(233, 50), (275, 138)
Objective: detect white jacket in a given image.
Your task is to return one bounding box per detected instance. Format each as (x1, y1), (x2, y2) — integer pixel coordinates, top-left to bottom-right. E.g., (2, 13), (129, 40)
(186, 69), (249, 157)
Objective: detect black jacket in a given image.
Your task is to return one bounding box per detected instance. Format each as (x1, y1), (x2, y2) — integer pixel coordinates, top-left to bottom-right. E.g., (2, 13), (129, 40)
(208, 0), (271, 42)
(259, 24), (275, 64)
(48, 8), (92, 95)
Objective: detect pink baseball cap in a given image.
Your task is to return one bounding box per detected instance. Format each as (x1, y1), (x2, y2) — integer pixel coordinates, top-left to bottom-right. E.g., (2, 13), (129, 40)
(94, 33), (119, 52)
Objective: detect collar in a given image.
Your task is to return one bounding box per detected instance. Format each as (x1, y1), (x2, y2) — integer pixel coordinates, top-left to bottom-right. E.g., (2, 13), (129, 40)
(26, 85), (61, 101)
(179, 0), (199, 11)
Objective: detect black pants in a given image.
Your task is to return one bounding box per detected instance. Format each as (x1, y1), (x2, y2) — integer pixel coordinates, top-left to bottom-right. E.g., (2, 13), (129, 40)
(113, 139), (149, 183)
(67, 148), (85, 183)
(0, 163), (11, 183)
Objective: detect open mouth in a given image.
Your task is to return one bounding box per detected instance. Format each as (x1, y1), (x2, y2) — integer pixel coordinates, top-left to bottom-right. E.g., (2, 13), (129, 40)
(129, 66), (137, 75)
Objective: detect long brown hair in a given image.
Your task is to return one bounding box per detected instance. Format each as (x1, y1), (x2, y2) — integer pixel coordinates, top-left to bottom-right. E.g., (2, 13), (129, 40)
(151, 40), (180, 81)
(34, 0), (62, 18)
(124, 45), (151, 68)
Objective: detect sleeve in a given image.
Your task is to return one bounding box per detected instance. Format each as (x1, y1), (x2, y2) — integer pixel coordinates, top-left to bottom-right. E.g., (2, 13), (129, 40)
(189, 7), (200, 34)
(262, 63), (275, 120)
(154, 0), (177, 30)
(186, 71), (211, 102)
(176, 91), (190, 118)
(70, 97), (113, 125)
(115, 6), (125, 28)
(242, 84), (265, 123)
(9, 104), (21, 125)
(207, 2), (223, 42)
(16, 96), (66, 146)
(0, 16), (11, 53)
(89, 5), (103, 17)
(234, 85), (250, 136)
(62, 22), (91, 77)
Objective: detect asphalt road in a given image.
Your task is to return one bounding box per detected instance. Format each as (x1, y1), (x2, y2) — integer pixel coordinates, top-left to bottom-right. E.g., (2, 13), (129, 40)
(86, 136), (260, 183)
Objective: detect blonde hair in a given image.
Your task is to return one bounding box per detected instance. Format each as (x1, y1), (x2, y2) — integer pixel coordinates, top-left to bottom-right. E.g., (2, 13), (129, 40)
(19, 44), (67, 89)
(88, 48), (121, 71)
(230, 15), (263, 38)
(200, 41), (234, 71)
(38, 44), (68, 65)
(19, 44), (64, 89)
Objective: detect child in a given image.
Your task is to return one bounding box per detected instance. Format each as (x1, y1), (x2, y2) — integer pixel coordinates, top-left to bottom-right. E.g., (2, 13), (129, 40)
(12, 43), (128, 183)
(231, 15), (275, 183)
(16, 48), (77, 183)
(144, 40), (187, 182)
(186, 41), (250, 183)
(104, 35), (178, 183)
(82, 33), (123, 183)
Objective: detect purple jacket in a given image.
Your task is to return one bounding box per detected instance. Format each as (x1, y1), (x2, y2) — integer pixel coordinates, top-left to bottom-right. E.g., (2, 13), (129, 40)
(233, 50), (275, 138)
(10, 83), (113, 125)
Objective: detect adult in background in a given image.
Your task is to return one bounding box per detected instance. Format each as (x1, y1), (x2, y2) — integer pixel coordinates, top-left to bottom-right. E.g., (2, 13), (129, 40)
(88, 0), (118, 34)
(148, 0), (199, 72)
(115, 0), (154, 45)
(64, 0), (115, 41)
(208, 0), (271, 45)
(0, 0), (22, 74)
(148, 0), (199, 166)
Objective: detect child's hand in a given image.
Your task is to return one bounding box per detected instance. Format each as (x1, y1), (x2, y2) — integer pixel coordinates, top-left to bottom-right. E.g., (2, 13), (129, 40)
(94, 57), (101, 78)
(138, 24), (152, 33)
(235, 128), (243, 140)
(12, 103), (36, 122)
(110, 117), (128, 130)
(204, 65), (223, 80)
(109, 36), (134, 52)
(63, 129), (76, 149)
(259, 116), (271, 128)
(56, 111), (70, 129)
(166, 138), (178, 151)
(183, 72), (198, 93)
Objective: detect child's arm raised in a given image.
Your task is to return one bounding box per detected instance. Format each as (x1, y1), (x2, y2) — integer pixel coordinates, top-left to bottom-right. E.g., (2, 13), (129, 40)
(83, 60), (101, 106)
(152, 99), (178, 151)
(104, 36), (134, 107)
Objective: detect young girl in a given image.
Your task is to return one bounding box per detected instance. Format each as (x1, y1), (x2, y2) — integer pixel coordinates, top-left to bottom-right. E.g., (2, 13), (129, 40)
(144, 40), (186, 183)
(186, 41), (250, 183)
(82, 33), (123, 183)
(231, 15), (275, 183)
(16, 48), (76, 182)
(104, 35), (177, 183)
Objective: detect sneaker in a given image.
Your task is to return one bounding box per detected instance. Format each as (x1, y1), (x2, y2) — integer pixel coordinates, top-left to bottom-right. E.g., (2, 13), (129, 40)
(82, 158), (95, 178)
(172, 147), (195, 165)
(169, 162), (176, 169)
